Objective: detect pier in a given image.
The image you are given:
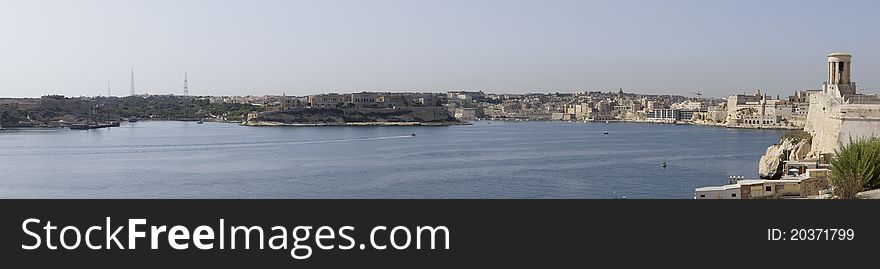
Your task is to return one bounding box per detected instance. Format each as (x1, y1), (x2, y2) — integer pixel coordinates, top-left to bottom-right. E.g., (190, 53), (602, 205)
(69, 122), (120, 130)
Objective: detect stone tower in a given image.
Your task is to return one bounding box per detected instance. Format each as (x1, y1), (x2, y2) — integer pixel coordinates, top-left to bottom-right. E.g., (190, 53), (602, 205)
(824, 52), (856, 97)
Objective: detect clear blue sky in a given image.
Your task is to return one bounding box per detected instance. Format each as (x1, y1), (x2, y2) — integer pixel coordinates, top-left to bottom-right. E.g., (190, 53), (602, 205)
(1, 0), (878, 97)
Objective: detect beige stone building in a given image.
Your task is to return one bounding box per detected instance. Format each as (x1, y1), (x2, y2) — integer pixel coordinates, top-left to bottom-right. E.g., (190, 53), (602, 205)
(696, 52), (878, 199)
(805, 52), (880, 157)
(724, 90), (802, 128)
(308, 93), (350, 107)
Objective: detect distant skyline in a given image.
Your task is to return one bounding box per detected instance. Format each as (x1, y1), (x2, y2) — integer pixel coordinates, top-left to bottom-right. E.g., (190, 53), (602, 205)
(1, 0), (879, 98)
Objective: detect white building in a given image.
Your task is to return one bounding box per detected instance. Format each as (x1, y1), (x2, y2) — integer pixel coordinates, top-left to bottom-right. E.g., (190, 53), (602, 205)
(695, 178), (815, 199)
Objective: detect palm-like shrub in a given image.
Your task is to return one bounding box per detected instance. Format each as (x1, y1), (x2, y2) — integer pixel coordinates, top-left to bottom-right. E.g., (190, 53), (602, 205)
(829, 137), (880, 199)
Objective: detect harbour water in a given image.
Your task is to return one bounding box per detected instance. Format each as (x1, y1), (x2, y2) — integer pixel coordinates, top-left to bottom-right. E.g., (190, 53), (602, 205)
(0, 121), (782, 198)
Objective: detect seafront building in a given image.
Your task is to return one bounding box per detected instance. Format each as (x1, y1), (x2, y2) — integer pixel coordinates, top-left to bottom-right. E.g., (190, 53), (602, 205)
(805, 53), (880, 158)
(696, 179), (787, 199)
(723, 90), (808, 129)
(2, 53), (862, 131)
(696, 52), (880, 199)
(10, 88), (809, 127)
(209, 92), (445, 109)
(434, 88), (807, 127)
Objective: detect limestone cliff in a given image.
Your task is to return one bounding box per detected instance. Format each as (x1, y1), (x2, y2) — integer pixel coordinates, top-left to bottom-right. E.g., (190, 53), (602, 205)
(758, 134), (812, 179)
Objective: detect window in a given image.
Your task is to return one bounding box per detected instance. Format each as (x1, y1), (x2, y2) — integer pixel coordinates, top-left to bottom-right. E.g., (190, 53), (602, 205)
(699, 194), (706, 198)
(731, 193), (737, 197)
(766, 186), (772, 192)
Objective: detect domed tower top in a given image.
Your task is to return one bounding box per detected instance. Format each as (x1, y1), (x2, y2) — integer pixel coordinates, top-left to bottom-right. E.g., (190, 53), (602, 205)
(828, 52), (852, 85)
(828, 52), (852, 62)
(825, 52), (856, 96)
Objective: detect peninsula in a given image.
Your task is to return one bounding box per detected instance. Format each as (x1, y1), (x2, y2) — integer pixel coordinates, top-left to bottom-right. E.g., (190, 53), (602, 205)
(2, 88), (814, 130)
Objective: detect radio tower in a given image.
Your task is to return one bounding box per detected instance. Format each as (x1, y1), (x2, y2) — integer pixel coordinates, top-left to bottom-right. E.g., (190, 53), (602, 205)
(129, 68), (135, 96)
(183, 72), (189, 96)
(107, 78), (111, 97)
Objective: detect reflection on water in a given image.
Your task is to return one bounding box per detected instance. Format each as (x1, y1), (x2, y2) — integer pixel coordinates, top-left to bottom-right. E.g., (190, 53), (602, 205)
(0, 121), (782, 199)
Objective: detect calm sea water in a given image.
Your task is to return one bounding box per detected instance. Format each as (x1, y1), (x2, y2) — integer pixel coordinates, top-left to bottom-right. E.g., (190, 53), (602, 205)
(0, 121), (782, 199)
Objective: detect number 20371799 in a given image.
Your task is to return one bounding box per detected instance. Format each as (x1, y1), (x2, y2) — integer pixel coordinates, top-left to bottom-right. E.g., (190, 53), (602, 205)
(768, 228), (854, 241)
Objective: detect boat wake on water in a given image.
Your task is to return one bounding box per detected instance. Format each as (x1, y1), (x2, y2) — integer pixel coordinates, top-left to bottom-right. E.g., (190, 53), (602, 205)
(0, 135), (416, 156)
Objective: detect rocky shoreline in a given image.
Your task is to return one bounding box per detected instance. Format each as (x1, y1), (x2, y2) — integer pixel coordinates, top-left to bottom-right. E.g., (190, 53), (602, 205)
(757, 134), (813, 179)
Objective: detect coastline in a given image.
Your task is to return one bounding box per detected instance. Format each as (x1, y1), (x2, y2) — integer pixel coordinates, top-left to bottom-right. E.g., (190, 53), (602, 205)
(478, 118), (804, 130)
(1, 118), (797, 130)
(632, 120), (803, 130)
(242, 121), (469, 127)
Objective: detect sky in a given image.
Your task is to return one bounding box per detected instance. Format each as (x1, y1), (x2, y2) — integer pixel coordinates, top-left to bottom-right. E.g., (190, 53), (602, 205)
(1, 0), (879, 98)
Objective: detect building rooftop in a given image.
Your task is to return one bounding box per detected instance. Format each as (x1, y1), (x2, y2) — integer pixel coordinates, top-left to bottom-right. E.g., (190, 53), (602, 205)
(784, 160), (819, 166)
(694, 184), (739, 192)
(695, 179), (805, 192)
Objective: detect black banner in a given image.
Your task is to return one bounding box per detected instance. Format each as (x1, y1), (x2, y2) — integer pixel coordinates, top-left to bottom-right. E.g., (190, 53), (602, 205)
(1, 200), (875, 267)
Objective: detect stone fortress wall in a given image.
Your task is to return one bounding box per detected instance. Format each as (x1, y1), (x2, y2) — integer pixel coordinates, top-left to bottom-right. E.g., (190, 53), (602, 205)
(805, 52), (880, 158)
(804, 90), (844, 157)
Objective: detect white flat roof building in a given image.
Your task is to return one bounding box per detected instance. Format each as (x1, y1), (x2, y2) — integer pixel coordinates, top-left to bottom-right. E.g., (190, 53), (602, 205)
(695, 179), (808, 199)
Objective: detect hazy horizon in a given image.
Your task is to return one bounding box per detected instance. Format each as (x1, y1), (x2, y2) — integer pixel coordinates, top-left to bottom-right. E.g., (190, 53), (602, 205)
(2, 0), (879, 98)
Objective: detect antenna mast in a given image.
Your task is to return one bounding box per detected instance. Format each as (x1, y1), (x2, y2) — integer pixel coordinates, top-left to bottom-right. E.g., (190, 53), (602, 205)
(183, 72), (189, 96)
(129, 68), (135, 96)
